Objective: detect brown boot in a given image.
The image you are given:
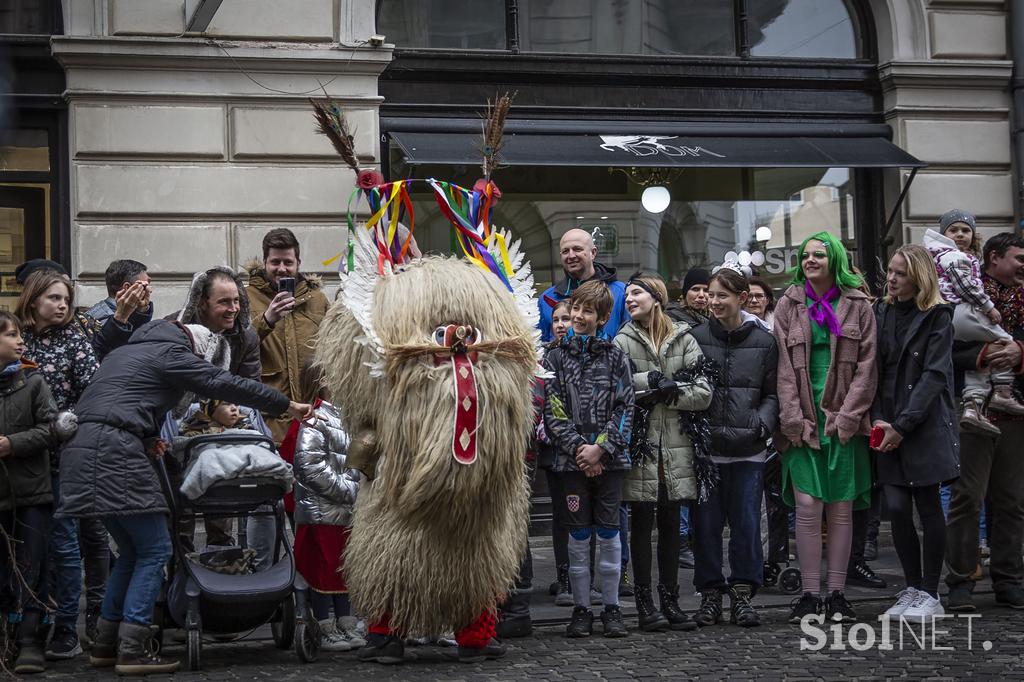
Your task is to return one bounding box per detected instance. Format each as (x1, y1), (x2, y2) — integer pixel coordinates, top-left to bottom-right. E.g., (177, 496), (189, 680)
(959, 399), (1000, 436)
(88, 618), (118, 667)
(114, 622), (178, 676)
(987, 385), (1024, 416)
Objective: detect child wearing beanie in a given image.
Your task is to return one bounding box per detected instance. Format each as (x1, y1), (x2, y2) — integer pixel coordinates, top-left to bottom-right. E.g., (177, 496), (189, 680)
(923, 209), (1024, 434)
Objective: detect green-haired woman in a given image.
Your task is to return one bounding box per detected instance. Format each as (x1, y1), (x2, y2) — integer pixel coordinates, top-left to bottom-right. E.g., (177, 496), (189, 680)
(772, 232), (877, 624)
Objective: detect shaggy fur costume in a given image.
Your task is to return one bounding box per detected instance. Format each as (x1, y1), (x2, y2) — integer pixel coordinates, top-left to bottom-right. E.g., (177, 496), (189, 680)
(315, 257), (535, 636)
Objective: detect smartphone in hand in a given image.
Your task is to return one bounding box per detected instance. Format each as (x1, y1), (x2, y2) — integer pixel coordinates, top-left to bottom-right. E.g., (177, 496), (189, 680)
(278, 277), (296, 297)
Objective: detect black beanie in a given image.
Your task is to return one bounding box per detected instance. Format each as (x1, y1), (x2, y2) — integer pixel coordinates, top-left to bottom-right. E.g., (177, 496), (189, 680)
(682, 268), (710, 295)
(14, 259), (66, 285)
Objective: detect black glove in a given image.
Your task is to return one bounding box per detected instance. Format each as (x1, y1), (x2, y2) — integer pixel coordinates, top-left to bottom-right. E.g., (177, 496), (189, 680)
(646, 371), (678, 404)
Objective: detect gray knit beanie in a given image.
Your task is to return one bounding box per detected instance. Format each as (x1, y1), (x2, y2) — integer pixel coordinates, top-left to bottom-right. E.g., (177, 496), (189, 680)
(938, 209), (976, 235)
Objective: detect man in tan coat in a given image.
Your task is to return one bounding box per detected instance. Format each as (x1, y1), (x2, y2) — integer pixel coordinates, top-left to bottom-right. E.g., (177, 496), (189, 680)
(247, 228), (330, 443)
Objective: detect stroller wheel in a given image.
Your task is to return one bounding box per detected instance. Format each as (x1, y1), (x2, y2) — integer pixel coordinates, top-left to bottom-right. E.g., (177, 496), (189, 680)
(779, 567), (802, 595)
(271, 594), (296, 650)
(187, 628), (201, 671)
(295, 621), (319, 663)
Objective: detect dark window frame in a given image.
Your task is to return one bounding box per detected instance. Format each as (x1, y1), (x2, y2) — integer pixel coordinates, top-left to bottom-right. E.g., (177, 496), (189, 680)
(376, 0), (875, 62)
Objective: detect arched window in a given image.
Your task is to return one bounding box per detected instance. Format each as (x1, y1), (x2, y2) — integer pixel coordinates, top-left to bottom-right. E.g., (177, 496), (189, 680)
(377, 0), (863, 59)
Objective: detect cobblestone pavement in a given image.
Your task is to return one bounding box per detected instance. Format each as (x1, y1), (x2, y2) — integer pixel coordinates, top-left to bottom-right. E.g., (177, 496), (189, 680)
(33, 592), (1024, 681)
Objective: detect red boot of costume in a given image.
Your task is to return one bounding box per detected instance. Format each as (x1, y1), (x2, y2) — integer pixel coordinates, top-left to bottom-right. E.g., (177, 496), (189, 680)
(456, 611), (507, 663)
(356, 618), (405, 665)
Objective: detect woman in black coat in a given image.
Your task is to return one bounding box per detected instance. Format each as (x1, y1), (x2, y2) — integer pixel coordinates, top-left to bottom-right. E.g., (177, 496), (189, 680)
(57, 320), (311, 674)
(871, 244), (959, 622)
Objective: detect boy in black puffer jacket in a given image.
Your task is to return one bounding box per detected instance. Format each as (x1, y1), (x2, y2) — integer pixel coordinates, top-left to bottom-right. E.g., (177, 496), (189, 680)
(0, 311), (62, 674)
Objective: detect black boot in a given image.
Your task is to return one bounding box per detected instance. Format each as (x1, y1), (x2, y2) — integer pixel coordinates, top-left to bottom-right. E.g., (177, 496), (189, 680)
(728, 584), (760, 627)
(658, 584), (697, 631)
(496, 587), (533, 638)
(634, 585), (670, 632)
(693, 588), (723, 627)
(678, 535), (695, 569)
(13, 611), (45, 675)
(114, 622), (179, 675)
(847, 559), (887, 589)
(88, 618), (119, 667)
(554, 564), (573, 607)
(357, 633), (406, 664)
(458, 637), (507, 663)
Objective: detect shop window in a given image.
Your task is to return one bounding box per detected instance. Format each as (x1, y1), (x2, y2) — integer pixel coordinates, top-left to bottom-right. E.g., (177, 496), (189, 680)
(748, 0), (859, 59)
(0, 0), (55, 35)
(388, 150), (857, 300)
(377, 0), (506, 49)
(518, 0), (735, 56)
(0, 128), (52, 305)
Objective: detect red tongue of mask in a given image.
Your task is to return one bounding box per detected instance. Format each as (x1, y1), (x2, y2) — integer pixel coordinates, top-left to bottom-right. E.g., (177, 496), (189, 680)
(433, 325), (479, 465)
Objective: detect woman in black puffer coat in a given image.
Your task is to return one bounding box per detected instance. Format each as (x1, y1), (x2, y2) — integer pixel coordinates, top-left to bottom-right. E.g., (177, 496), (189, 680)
(57, 320), (311, 675)
(688, 268), (779, 628)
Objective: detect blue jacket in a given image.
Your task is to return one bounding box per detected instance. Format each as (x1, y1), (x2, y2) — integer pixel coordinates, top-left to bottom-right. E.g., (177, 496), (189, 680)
(539, 262), (628, 342)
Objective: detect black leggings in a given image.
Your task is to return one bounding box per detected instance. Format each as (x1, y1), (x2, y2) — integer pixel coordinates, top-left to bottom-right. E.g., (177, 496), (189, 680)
(629, 481), (681, 588)
(544, 468), (569, 568)
(884, 483), (945, 597)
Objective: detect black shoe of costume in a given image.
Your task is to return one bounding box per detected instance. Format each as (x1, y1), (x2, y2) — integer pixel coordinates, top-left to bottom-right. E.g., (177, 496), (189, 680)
(789, 592), (820, 624)
(634, 585), (669, 632)
(728, 584), (760, 627)
(847, 560), (887, 589)
(995, 584), (1024, 609)
(946, 583), (976, 612)
(458, 637), (506, 663)
(600, 605), (628, 638)
(825, 590), (856, 623)
(762, 562), (780, 588)
(658, 584), (697, 631)
(565, 606), (594, 638)
(357, 634), (405, 665)
(863, 539), (878, 562)
(678, 536), (695, 570)
(693, 589), (723, 627)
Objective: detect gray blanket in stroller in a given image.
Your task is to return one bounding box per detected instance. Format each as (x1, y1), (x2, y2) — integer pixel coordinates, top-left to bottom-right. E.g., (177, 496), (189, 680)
(180, 437), (293, 500)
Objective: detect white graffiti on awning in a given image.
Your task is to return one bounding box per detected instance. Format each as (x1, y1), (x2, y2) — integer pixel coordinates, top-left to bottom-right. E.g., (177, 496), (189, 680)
(598, 135), (727, 159)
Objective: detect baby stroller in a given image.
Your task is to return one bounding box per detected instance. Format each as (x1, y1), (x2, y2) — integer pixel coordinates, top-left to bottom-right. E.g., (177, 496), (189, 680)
(155, 431), (320, 670)
(762, 449), (802, 595)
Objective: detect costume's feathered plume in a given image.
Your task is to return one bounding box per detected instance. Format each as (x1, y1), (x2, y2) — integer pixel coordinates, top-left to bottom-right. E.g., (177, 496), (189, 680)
(480, 92), (515, 180)
(311, 96), (360, 173)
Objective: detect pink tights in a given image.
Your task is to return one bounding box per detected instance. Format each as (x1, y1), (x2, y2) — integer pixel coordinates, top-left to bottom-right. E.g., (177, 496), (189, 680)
(793, 487), (853, 595)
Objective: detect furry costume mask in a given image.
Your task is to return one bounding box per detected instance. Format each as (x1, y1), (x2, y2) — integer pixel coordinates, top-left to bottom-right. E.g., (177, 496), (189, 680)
(316, 229), (539, 636)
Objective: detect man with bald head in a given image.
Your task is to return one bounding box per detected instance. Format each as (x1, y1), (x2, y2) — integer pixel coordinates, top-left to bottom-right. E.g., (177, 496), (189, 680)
(539, 229), (628, 342)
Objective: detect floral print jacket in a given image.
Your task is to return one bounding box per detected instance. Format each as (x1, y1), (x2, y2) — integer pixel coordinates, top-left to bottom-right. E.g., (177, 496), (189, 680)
(22, 322), (99, 412)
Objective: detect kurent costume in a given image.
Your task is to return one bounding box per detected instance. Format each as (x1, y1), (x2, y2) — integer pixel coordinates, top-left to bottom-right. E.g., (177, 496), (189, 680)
(314, 190), (539, 661)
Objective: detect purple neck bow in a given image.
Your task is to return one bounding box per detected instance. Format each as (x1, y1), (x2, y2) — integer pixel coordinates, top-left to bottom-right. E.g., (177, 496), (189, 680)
(805, 281), (842, 336)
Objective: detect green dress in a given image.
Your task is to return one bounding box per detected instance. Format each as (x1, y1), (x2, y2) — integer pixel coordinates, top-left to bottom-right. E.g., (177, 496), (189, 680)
(781, 300), (872, 510)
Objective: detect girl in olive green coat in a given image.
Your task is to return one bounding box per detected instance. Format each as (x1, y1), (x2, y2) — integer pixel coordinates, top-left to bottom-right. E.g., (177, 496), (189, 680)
(614, 275), (711, 632)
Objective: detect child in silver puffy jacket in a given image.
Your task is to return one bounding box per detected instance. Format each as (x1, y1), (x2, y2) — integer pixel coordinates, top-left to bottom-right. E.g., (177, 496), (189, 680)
(293, 394), (363, 652)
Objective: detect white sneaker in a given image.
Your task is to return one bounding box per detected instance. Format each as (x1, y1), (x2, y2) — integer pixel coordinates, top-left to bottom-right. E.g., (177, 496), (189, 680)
(318, 618), (355, 651)
(884, 587), (919, 619)
(336, 616), (366, 648)
(902, 592), (944, 619)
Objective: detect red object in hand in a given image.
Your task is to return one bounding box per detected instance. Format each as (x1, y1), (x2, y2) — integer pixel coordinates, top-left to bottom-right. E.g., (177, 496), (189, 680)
(869, 426), (884, 450)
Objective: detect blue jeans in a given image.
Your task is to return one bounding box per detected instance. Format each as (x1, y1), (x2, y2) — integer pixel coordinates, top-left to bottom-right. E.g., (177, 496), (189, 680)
(691, 461), (765, 593)
(101, 514), (172, 626)
(941, 484), (987, 541)
(679, 505), (690, 537)
(49, 474), (82, 629)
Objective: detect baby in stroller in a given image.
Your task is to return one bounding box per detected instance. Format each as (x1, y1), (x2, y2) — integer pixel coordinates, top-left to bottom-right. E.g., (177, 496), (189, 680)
(179, 399), (254, 436)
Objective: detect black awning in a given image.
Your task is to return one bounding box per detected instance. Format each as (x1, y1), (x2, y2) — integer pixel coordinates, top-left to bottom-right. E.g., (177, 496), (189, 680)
(390, 131), (925, 169)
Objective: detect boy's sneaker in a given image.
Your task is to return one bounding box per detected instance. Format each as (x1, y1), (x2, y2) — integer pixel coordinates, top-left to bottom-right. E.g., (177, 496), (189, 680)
(960, 399), (1001, 436)
(600, 605), (628, 638)
(883, 587), (919, 619)
(357, 634), (405, 664)
(994, 584), (1024, 609)
(565, 606), (593, 638)
(692, 588), (722, 627)
(337, 616), (367, 648)
(902, 592), (944, 619)
(946, 583), (976, 612)
(788, 592), (820, 624)
(318, 619), (355, 651)
(728, 584), (760, 627)
(987, 385), (1024, 415)
(44, 625), (82, 660)
(825, 590), (856, 623)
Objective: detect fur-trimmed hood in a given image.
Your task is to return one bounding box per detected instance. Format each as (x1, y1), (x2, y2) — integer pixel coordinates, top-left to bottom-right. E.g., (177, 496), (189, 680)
(175, 266), (252, 333)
